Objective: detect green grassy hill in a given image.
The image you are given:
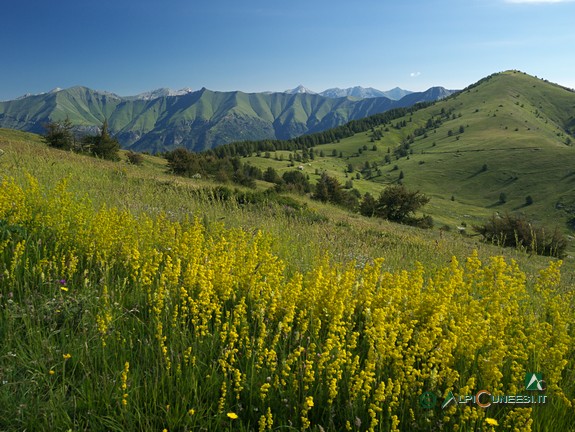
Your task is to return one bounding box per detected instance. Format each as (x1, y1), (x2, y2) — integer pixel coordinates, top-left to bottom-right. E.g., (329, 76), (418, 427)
(241, 71), (575, 238)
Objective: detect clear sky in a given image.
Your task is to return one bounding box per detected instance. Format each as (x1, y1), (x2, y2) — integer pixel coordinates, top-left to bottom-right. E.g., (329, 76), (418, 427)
(1, 0), (574, 100)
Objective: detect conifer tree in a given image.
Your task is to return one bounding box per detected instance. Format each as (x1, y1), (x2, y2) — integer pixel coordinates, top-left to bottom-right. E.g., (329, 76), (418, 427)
(87, 119), (120, 160)
(43, 117), (74, 150)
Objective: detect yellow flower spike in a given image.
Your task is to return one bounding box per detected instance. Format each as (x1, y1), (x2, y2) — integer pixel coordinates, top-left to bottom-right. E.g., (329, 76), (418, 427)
(305, 396), (314, 408)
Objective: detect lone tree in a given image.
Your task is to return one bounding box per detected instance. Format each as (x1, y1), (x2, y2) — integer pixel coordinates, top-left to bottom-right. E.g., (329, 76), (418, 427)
(83, 119), (120, 161)
(362, 184), (430, 225)
(43, 117), (74, 150)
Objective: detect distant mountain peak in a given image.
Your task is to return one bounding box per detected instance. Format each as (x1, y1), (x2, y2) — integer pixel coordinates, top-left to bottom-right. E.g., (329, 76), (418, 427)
(319, 86), (414, 100)
(14, 87), (64, 100)
(129, 87), (194, 100)
(284, 85), (317, 95)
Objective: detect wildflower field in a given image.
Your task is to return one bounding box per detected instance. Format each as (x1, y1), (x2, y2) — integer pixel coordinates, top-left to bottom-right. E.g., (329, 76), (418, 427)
(0, 137), (574, 431)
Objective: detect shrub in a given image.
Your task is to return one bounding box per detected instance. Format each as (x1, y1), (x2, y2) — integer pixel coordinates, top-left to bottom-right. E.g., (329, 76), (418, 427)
(312, 173), (358, 210)
(279, 170), (311, 194)
(361, 185), (430, 226)
(43, 118), (74, 150)
(359, 192), (377, 217)
(474, 213), (567, 258)
(166, 148), (197, 175)
(126, 151), (144, 165)
(263, 167), (282, 184)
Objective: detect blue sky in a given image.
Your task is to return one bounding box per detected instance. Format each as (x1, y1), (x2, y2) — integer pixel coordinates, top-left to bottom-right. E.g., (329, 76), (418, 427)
(1, 0), (574, 100)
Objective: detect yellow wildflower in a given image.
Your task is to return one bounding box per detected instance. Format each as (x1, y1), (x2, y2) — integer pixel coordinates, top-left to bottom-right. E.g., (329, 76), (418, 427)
(227, 412), (238, 419)
(63, 353), (72, 360)
(485, 418), (499, 426)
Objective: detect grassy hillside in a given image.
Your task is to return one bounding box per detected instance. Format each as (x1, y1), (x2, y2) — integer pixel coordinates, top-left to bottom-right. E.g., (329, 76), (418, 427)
(1, 124), (574, 431)
(0, 127), (548, 272)
(241, 71), (575, 240)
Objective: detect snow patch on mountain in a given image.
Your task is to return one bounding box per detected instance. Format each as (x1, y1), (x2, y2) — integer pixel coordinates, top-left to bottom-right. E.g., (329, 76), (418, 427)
(284, 85), (317, 95)
(128, 88), (194, 100)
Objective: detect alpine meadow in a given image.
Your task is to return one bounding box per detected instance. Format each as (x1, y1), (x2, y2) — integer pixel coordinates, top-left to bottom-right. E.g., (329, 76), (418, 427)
(1, 69), (575, 432)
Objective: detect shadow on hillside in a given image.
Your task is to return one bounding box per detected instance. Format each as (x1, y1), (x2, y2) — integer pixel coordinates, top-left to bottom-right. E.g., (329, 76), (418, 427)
(513, 204), (528, 211)
(466, 169), (487, 179)
(486, 201), (505, 209)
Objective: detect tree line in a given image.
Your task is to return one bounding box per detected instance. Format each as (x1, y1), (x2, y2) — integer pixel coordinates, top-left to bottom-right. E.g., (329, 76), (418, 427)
(204, 103), (433, 159)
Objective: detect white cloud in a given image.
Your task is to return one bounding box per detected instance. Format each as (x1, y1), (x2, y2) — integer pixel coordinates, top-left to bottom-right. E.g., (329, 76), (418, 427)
(410, 72), (421, 78)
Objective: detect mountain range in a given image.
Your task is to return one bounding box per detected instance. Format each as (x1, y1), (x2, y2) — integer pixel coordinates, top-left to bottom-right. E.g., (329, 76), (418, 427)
(283, 85), (414, 100)
(0, 85), (455, 153)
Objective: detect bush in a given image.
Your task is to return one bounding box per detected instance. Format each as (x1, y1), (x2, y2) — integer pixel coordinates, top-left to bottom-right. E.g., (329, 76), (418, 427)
(126, 151), (144, 165)
(43, 118), (74, 150)
(474, 213), (567, 258)
(360, 185), (430, 227)
(312, 173), (358, 210)
(166, 148), (197, 175)
(263, 167), (282, 184)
